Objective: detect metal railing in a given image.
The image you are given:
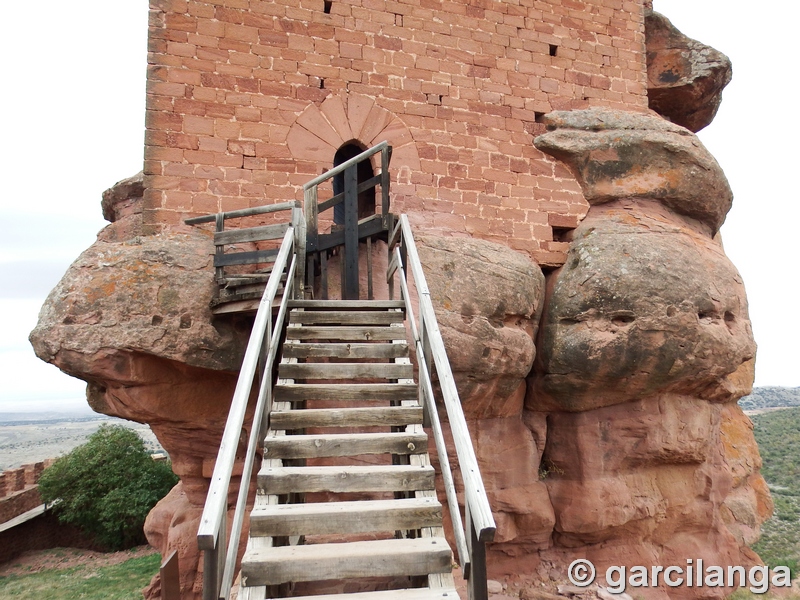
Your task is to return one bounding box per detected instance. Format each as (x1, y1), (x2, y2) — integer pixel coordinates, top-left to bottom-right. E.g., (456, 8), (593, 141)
(197, 226), (297, 600)
(388, 214), (497, 600)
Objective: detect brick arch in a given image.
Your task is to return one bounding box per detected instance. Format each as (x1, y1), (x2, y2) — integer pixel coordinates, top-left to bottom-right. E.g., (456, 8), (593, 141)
(286, 94), (420, 178)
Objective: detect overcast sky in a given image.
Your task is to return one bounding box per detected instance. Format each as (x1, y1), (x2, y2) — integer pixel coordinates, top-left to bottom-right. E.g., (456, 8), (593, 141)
(0, 1), (796, 413)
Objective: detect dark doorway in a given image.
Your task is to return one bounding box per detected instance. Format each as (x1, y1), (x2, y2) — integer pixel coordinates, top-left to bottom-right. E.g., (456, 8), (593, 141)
(333, 143), (376, 224)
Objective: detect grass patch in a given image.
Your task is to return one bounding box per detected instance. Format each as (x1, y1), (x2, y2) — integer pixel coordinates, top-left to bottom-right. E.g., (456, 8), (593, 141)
(0, 553), (158, 599)
(751, 407), (800, 578)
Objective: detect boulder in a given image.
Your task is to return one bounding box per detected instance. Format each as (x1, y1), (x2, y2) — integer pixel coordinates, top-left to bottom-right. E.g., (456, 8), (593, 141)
(416, 234), (545, 419)
(29, 214), (251, 597)
(645, 10), (732, 132)
(534, 108), (732, 234)
(529, 201), (755, 412)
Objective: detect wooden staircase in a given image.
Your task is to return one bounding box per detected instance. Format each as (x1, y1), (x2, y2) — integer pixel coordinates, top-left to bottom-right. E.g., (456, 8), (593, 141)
(239, 299), (457, 600)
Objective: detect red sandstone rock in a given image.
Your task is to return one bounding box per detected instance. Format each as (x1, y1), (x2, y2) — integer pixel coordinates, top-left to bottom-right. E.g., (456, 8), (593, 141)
(645, 11), (732, 133)
(529, 201), (755, 413)
(29, 211), (251, 596)
(534, 108), (732, 234)
(415, 234), (544, 419)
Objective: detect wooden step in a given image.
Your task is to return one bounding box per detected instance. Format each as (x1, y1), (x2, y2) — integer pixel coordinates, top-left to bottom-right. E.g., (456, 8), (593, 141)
(276, 383), (418, 402)
(262, 432), (427, 460)
(288, 300), (406, 310)
(270, 406), (423, 430)
(286, 326), (407, 342)
(258, 464), (435, 495)
(283, 342), (408, 359)
(278, 362), (414, 381)
(275, 588), (460, 600)
(249, 497), (442, 537)
(290, 311), (405, 325)
(240, 537), (452, 586)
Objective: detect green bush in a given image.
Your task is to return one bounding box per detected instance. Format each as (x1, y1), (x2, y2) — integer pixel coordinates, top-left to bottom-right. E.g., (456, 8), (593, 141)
(38, 424), (178, 550)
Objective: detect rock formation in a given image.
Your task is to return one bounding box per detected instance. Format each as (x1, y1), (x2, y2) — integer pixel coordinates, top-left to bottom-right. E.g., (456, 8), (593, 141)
(645, 10), (732, 132)
(517, 108), (770, 598)
(29, 118), (769, 599)
(29, 179), (253, 596)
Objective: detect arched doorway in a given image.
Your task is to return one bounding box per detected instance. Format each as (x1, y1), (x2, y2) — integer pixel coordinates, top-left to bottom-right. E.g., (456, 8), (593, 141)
(332, 142), (376, 224)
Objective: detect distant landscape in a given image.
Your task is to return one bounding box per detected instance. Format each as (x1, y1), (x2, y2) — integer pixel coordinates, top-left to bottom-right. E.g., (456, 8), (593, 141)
(739, 386), (800, 411)
(0, 409), (162, 470)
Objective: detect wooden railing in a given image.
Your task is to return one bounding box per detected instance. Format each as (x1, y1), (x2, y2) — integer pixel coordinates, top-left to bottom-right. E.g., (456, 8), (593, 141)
(303, 141), (392, 300)
(197, 227), (297, 600)
(185, 202), (305, 312)
(388, 214), (497, 600)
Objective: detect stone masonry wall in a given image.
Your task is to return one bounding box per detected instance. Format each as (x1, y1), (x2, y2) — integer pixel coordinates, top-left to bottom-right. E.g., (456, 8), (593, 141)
(0, 461), (51, 525)
(144, 0), (648, 266)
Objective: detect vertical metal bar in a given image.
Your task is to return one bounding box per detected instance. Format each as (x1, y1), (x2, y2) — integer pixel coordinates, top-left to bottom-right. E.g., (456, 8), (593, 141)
(215, 213), (225, 284)
(381, 146), (390, 216)
(466, 505), (488, 600)
(344, 164), (359, 300)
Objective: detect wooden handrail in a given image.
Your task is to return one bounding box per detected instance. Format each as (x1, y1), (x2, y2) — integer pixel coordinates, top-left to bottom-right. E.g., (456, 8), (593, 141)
(388, 215), (497, 599)
(197, 227), (297, 600)
(303, 141), (389, 190)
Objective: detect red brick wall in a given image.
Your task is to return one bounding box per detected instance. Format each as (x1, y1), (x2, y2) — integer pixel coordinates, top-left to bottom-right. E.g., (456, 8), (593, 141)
(0, 461), (51, 525)
(144, 0), (648, 265)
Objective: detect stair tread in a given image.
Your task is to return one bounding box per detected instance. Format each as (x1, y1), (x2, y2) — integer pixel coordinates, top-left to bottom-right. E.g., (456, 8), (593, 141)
(286, 326), (408, 341)
(241, 536), (452, 586)
(290, 311), (405, 325)
(258, 464), (435, 494)
(283, 342), (408, 359)
(276, 383), (418, 402)
(249, 497), (442, 537)
(270, 406), (423, 429)
(262, 432), (428, 460)
(288, 300), (406, 310)
(278, 362), (414, 380)
(269, 588), (460, 600)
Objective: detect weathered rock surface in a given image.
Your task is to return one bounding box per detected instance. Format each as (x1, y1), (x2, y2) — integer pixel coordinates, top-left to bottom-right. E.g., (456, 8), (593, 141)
(520, 109), (770, 599)
(645, 10), (732, 132)
(534, 108), (732, 234)
(30, 178), (252, 598)
(415, 234), (545, 419)
(529, 201), (755, 412)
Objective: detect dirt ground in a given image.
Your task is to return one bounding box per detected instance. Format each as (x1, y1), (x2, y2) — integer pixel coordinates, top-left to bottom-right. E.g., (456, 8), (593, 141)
(0, 545), (158, 577)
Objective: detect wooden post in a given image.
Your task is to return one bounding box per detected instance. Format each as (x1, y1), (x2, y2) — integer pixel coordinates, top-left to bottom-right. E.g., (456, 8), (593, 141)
(343, 164), (359, 300)
(420, 327), (432, 429)
(293, 206), (306, 300)
(466, 505), (488, 600)
(367, 236), (373, 300)
(381, 146), (390, 216)
(304, 187), (318, 298)
(202, 541), (219, 600)
(320, 251), (328, 300)
(215, 213), (225, 284)
(160, 551), (181, 600)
